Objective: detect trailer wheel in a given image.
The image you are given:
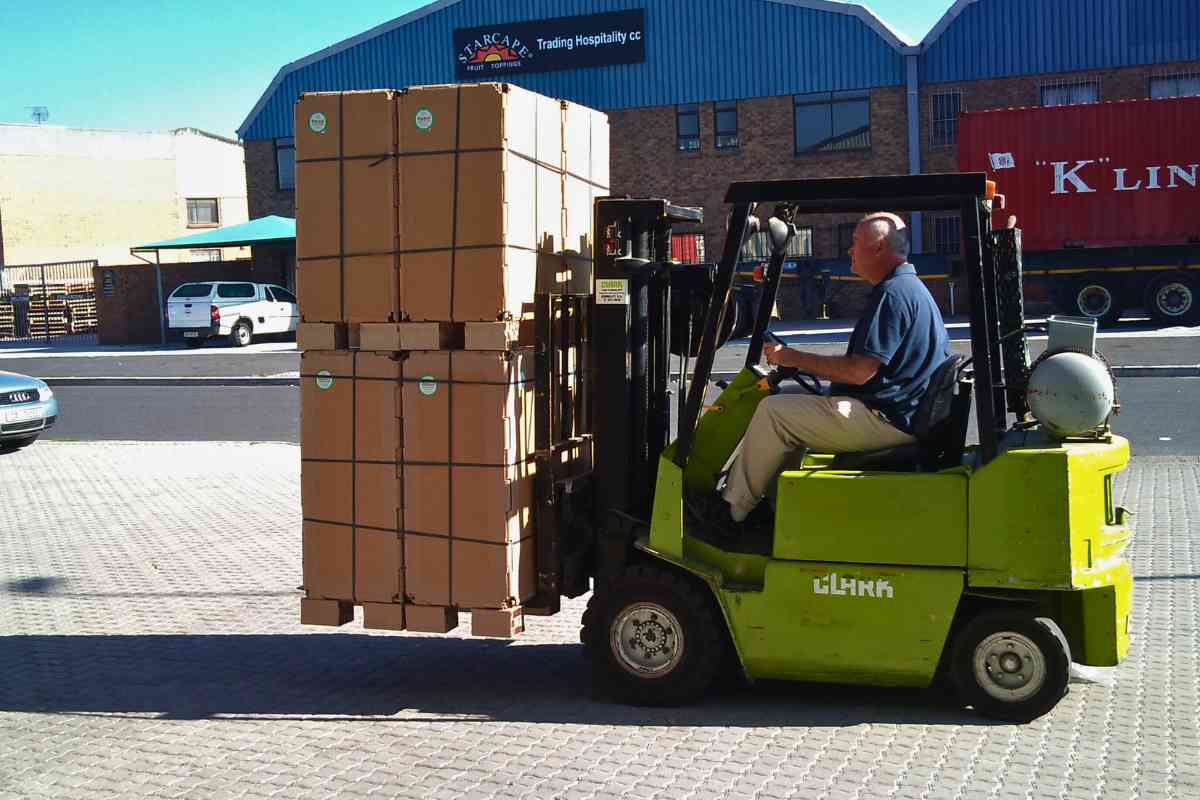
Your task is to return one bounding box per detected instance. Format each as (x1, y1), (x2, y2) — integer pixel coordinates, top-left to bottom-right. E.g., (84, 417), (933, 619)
(1064, 277), (1123, 327)
(950, 612), (1070, 723)
(583, 564), (724, 706)
(1143, 273), (1199, 327)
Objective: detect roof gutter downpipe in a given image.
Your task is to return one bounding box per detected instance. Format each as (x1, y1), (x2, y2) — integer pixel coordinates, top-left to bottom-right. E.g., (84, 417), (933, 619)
(905, 52), (923, 253)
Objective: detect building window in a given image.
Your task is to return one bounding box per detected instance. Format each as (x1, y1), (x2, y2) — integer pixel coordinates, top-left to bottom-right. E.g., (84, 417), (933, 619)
(930, 90), (963, 149)
(275, 137), (296, 190)
(1151, 73), (1200, 98)
(190, 249), (221, 262)
(186, 198), (219, 227)
(929, 214), (962, 257)
(714, 100), (739, 150)
(740, 227), (813, 260)
(1041, 80), (1100, 107)
(794, 91), (871, 155)
(836, 222), (858, 255)
(676, 104), (700, 151)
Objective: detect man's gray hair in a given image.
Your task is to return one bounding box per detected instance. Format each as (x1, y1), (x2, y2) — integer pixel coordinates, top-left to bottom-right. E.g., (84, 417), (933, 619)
(862, 213), (910, 260)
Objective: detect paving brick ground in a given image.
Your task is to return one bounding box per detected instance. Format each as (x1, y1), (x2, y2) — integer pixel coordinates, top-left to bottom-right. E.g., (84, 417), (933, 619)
(0, 442), (1196, 799)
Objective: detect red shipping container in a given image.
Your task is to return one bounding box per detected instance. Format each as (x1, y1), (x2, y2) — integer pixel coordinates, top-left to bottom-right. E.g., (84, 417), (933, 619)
(958, 97), (1200, 252)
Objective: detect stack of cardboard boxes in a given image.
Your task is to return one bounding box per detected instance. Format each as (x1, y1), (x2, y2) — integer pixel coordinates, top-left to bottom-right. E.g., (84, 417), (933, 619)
(295, 83), (608, 638)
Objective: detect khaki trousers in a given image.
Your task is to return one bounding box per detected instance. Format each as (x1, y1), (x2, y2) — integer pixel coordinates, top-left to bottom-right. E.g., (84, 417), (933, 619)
(721, 394), (917, 521)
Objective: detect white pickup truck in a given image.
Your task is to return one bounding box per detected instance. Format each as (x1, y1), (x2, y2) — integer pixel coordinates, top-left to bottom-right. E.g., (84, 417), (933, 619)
(166, 281), (299, 347)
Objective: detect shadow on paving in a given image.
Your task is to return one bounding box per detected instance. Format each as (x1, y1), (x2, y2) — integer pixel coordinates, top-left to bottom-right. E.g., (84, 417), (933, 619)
(0, 633), (998, 728)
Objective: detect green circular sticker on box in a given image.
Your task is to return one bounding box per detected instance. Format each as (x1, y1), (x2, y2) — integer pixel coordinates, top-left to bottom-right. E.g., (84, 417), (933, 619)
(315, 370), (334, 390)
(308, 111), (328, 134)
(418, 374), (438, 396)
(415, 107), (434, 131)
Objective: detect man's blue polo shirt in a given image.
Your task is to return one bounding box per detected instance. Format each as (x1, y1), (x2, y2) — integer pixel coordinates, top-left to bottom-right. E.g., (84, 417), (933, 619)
(830, 263), (951, 434)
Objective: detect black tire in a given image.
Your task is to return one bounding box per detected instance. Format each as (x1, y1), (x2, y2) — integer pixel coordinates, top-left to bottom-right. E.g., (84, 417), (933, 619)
(229, 320), (253, 348)
(0, 435), (39, 452)
(950, 612), (1071, 723)
(1143, 273), (1199, 327)
(582, 564), (726, 706)
(1061, 277), (1124, 327)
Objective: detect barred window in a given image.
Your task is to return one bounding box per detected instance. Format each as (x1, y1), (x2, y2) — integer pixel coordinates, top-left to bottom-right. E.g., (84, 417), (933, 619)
(794, 91), (871, 154)
(714, 100), (739, 150)
(740, 228), (813, 260)
(1041, 80), (1100, 107)
(930, 90), (963, 149)
(676, 104), (700, 151)
(930, 214), (962, 257)
(1151, 73), (1200, 98)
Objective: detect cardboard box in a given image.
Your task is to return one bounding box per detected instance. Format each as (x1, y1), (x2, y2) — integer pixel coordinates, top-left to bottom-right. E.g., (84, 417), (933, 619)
(362, 602), (406, 631)
(402, 350), (535, 465)
(300, 351), (355, 461)
(355, 529), (403, 603)
(404, 534), (450, 606)
(456, 82), (538, 160)
(343, 255), (401, 324)
(301, 597), (354, 627)
(296, 90), (398, 162)
(295, 160), (341, 260)
(302, 522), (354, 600)
(454, 246), (537, 322)
(403, 462), (534, 544)
(297, 262), (342, 324)
(399, 153), (456, 251)
(452, 538), (535, 609)
(464, 318), (534, 350)
(472, 607), (525, 638)
(301, 460), (353, 524)
(300, 351), (401, 461)
(405, 604), (458, 633)
(355, 462), (402, 531)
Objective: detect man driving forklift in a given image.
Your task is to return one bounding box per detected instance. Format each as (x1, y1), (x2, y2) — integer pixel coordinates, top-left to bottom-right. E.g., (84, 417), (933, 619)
(700, 212), (952, 529)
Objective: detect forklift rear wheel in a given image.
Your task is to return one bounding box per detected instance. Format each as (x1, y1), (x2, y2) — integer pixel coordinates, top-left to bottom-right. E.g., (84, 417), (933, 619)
(951, 612), (1070, 723)
(582, 564), (724, 706)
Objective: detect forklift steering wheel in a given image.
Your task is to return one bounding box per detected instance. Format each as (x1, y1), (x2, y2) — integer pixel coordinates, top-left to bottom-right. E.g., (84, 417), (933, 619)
(765, 365), (824, 395)
(761, 332), (824, 395)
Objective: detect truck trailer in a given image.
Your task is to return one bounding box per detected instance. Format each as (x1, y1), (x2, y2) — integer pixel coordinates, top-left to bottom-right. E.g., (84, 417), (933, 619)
(958, 95), (1200, 327)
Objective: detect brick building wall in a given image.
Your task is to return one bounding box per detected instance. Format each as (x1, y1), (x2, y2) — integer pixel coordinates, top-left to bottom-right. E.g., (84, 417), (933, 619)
(94, 258), (288, 345)
(245, 139), (295, 220)
(610, 87), (912, 262)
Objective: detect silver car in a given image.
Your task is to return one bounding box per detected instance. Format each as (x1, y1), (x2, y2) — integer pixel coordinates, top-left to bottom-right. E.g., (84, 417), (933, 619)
(0, 371), (58, 451)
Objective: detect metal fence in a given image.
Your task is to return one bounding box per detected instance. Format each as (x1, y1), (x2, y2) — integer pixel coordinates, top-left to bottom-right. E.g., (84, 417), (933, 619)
(0, 260), (99, 346)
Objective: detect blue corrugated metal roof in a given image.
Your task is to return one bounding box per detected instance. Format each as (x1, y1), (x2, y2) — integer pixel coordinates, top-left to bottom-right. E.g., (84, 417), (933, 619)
(240, 0), (907, 140)
(921, 0), (1200, 83)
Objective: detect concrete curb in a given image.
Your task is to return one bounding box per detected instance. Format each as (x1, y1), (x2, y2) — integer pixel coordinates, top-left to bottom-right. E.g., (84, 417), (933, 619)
(43, 365), (1199, 388)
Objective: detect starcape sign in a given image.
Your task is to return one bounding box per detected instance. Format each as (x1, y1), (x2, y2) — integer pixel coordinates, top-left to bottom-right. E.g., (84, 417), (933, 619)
(454, 9), (645, 79)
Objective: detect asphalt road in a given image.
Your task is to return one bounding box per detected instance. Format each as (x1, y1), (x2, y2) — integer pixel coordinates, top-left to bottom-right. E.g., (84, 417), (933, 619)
(37, 377), (1199, 456)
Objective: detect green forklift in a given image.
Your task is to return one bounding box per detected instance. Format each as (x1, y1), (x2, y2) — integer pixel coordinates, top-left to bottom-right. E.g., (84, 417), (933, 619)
(527, 173), (1131, 723)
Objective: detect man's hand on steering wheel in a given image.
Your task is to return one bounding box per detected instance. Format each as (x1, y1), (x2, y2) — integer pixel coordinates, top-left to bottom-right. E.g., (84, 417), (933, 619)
(761, 333), (824, 395)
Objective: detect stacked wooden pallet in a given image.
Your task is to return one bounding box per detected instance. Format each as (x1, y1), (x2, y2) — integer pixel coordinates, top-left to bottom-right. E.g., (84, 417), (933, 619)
(12, 281), (98, 335)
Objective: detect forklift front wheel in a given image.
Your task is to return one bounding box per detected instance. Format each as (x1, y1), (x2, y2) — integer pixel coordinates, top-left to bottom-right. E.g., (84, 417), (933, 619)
(951, 612), (1071, 724)
(582, 565), (724, 706)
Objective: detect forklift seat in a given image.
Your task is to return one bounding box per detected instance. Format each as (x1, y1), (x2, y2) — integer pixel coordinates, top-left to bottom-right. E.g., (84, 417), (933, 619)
(828, 354), (973, 473)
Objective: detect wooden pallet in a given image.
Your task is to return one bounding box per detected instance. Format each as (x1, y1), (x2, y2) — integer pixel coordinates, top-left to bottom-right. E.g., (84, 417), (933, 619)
(297, 321), (465, 352)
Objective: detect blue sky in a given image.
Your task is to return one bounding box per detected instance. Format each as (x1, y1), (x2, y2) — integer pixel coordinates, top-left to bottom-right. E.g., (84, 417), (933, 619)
(0, 0), (954, 138)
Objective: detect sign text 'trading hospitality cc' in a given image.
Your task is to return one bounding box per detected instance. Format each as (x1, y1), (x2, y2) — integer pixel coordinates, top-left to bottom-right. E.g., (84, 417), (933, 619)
(454, 9), (646, 79)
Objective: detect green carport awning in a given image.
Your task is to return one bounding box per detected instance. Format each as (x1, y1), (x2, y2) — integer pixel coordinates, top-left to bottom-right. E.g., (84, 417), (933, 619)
(133, 215), (295, 250)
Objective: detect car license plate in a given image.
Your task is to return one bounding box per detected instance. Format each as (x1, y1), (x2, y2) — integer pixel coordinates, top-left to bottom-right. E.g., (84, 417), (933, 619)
(183, 331), (200, 338)
(3, 406), (42, 424)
